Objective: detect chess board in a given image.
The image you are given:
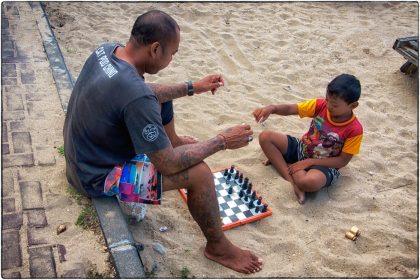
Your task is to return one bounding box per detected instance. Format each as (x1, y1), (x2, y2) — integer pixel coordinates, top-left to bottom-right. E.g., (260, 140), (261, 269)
(178, 166), (272, 231)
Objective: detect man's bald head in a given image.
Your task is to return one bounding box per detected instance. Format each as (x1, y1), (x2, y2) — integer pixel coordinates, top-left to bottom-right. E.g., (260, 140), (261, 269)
(130, 10), (180, 52)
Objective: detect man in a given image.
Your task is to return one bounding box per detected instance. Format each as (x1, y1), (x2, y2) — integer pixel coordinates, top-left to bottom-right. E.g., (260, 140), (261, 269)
(64, 10), (263, 274)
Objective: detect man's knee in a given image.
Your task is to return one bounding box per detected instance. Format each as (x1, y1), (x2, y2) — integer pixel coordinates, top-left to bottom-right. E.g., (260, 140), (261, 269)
(259, 130), (273, 144)
(187, 162), (213, 187)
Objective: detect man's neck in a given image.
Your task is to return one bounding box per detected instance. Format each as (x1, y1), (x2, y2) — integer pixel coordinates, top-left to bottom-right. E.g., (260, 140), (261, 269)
(114, 45), (146, 77)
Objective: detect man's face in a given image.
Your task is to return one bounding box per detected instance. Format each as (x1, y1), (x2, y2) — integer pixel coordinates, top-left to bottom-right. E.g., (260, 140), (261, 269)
(148, 29), (180, 74)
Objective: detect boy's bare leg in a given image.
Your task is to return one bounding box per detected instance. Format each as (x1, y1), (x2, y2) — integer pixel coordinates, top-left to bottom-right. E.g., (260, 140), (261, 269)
(258, 131), (305, 203)
(162, 162), (263, 274)
(291, 169), (327, 193)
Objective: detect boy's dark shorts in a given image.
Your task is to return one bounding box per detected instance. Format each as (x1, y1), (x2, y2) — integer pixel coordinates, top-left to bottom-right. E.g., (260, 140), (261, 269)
(284, 135), (340, 188)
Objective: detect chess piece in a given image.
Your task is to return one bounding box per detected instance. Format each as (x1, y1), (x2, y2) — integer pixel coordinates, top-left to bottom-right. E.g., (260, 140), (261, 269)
(241, 181), (247, 190)
(226, 173), (232, 181)
(251, 190), (257, 200)
(239, 189), (244, 197)
(228, 185), (233, 194)
(246, 183), (252, 194)
(234, 170), (239, 180)
(229, 165), (235, 173)
(255, 205), (260, 213)
(238, 173), (243, 184)
(248, 200), (255, 209)
(223, 168), (228, 177)
(257, 196), (262, 205)
(262, 204), (268, 213)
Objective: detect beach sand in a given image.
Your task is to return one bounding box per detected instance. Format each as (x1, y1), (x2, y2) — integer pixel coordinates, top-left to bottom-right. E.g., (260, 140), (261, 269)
(44, 2), (418, 277)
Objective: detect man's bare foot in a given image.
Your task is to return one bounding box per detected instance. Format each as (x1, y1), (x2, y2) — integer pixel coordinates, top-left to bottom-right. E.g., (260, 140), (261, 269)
(293, 184), (305, 204)
(204, 237), (263, 274)
(262, 159), (271, 166)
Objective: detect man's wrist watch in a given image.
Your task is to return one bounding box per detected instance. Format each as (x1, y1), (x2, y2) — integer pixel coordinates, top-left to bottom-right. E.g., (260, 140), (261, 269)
(186, 80), (194, 96)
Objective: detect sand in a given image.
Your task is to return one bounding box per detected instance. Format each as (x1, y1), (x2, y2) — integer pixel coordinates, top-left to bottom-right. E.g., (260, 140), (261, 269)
(44, 2), (418, 278)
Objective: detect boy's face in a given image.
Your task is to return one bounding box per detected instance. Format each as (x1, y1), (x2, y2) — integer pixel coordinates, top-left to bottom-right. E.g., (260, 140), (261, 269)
(325, 92), (358, 118)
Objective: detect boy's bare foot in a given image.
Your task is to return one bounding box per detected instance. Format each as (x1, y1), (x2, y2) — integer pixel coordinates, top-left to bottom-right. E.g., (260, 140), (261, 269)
(204, 237), (263, 274)
(293, 184), (305, 204)
(262, 159), (271, 166)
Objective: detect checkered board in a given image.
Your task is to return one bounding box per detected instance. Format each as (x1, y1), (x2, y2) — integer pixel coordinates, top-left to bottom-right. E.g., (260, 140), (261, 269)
(178, 167), (272, 231)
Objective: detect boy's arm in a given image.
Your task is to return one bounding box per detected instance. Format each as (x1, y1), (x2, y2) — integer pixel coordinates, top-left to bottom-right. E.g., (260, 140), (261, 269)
(253, 104), (298, 123)
(288, 152), (353, 174)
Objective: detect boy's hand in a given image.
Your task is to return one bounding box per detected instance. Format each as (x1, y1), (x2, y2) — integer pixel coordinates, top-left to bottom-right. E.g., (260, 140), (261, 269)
(217, 124), (253, 150)
(193, 74), (225, 95)
(253, 105), (274, 123)
(288, 159), (312, 175)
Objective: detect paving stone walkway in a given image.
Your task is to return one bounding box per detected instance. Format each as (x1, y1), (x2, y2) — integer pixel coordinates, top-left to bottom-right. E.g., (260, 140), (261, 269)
(2, 2), (66, 277)
(2, 2), (145, 278)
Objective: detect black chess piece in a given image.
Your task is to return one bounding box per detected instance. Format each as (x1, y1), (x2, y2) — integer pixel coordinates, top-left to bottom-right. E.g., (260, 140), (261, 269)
(239, 189), (244, 197)
(248, 200), (255, 209)
(238, 173), (243, 184)
(229, 165), (235, 173)
(241, 181), (247, 190)
(257, 196), (262, 205)
(228, 185), (233, 194)
(262, 204), (268, 213)
(223, 168), (228, 177)
(251, 190), (257, 200)
(243, 195), (249, 202)
(226, 173), (232, 181)
(246, 183), (253, 194)
(234, 170), (239, 180)
(255, 205), (260, 213)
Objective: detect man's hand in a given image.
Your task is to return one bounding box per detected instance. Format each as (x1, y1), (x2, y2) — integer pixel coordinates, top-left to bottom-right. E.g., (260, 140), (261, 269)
(193, 74), (225, 95)
(253, 105), (274, 123)
(217, 124), (253, 150)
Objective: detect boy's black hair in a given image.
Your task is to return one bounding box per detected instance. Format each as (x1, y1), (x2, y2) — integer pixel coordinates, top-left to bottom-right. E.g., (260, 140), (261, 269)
(327, 74), (361, 104)
(130, 10), (179, 52)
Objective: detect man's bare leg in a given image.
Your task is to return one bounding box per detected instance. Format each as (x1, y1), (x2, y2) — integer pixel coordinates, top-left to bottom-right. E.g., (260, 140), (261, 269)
(258, 131), (305, 204)
(164, 118), (199, 147)
(162, 162), (263, 274)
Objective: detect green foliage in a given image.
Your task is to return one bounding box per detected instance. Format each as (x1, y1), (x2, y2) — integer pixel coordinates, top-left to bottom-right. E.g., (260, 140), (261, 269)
(180, 266), (190, 278)
(76, 205), (99, 232)
(66, 186), (84, 205)
(57, 145), (65, 156)
(87, 269), (105, 279)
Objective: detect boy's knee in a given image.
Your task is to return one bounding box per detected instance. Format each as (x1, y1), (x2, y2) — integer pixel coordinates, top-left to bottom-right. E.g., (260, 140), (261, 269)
(295, 176), (324, 192)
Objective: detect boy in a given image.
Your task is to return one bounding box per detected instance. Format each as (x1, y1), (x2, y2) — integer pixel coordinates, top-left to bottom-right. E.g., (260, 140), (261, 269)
(253, 74), (363, 204)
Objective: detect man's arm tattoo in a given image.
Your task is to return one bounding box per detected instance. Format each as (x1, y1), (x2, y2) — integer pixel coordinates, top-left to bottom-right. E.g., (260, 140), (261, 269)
(147, 83), (187, 103)
(148, 137), (225, 175)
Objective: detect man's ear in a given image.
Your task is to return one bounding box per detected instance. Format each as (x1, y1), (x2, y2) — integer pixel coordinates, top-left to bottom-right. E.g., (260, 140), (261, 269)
(350, 101), (359, 109)
(150, 42), (161, 58)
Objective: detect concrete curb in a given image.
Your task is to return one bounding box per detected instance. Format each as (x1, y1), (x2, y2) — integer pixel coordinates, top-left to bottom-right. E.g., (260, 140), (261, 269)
(30, 2), (145, 278)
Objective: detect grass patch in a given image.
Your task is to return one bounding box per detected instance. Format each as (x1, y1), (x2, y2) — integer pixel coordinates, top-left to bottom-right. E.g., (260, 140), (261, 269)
(57, 145), (64, 156)
(87, 269), (105, 279)
(180, 266), (190, 278)
(76, 204), (100, 233)
(66, 186), (84, 205)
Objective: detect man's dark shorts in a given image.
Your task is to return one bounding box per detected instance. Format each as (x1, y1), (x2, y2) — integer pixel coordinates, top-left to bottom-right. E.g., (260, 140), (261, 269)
(284, 135), (340, 187)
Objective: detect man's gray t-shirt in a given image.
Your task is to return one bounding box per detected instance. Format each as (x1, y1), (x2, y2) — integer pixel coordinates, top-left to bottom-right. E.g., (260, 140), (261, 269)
(64, 43), (170, 197)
